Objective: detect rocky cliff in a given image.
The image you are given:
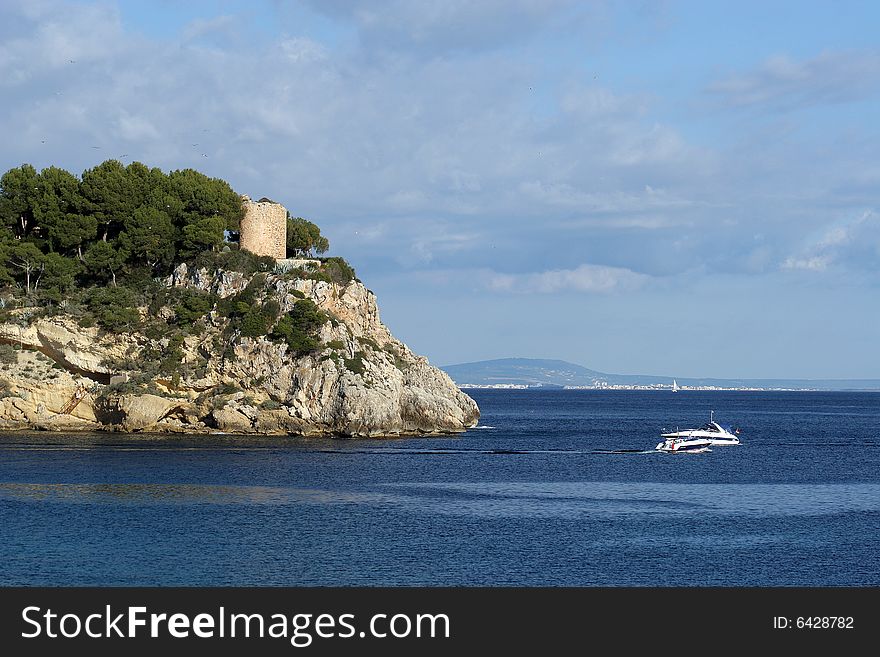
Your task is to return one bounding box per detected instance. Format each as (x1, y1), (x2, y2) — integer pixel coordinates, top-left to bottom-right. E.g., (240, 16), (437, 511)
(0, 264), (479, 436)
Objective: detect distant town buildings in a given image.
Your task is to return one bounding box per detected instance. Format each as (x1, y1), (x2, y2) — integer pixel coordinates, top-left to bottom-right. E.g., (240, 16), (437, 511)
(457, 383), (810, 391)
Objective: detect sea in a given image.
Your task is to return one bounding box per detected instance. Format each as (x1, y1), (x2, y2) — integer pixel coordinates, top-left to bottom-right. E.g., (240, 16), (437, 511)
(0, 389), (878, 586)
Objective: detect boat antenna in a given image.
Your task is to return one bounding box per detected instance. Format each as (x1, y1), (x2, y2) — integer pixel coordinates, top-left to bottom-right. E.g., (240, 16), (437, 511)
(710, 410), (714, 422)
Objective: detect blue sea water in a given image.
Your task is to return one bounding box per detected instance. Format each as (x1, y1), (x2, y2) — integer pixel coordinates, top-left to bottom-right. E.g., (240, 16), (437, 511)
(0, 390), (878, 586)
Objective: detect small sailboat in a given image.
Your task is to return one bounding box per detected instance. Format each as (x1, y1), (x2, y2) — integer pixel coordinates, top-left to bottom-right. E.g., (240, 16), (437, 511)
(671, 379), (679, 393)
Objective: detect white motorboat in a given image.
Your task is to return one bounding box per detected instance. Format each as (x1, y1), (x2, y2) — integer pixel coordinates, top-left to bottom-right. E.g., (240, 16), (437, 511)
(655, 436), (712, 453)
(660, 411), (741, 446)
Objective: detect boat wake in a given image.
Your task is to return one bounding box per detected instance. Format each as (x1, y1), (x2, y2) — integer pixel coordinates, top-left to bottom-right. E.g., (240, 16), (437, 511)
(318, 447), (658, 456)
(317, 448), (588, 455)
(593, 448), (658, 455)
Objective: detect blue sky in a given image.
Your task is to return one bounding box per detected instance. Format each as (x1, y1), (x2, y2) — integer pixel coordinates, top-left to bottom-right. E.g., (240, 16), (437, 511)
(2, 1), (879, 378)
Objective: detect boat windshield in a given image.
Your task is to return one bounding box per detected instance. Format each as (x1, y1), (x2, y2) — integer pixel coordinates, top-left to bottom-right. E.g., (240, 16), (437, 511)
(700, 422), (735, 435)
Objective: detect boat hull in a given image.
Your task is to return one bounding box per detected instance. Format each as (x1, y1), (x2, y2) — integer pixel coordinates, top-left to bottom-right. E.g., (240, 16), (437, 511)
(661, 427), (740, 446)
(661, 433), (740, 446)
(657, 414), (740, 451)
(656, 438), (713, 453)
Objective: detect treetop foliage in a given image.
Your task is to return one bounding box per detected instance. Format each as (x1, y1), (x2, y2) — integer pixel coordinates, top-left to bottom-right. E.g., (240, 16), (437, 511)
(0, 159), (244, 295)
(0, 160), (348, 355)
(286, 215), (329, 258)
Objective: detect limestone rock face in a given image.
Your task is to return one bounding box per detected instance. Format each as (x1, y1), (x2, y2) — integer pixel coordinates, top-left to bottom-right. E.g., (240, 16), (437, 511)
(0, 319), (127, 377)
(0, 268), (479, 437)
(110, 394), (194, 431)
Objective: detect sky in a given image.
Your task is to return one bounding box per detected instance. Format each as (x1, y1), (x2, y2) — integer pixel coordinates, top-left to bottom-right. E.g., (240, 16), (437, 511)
(2, 0), (879, 379)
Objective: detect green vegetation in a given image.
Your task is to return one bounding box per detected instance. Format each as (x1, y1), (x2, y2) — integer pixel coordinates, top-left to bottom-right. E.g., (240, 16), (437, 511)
(215, 383), (240, 396)
(84, 287), (141, 332)
(286, 215), (329, 258)
(321, 257), (357, 285)
(170, 288), (217, 326)
(212, 274), (286, 340)
(270, 299), (327, 355)
(0, 380), (16, 399)
(385, 344), (410, 372)
(239, 304), (278, 338)
(192, 249), (276, 276)
(282, 257), (357, 286)
(343, 351), (366, 375)
(0, 160), (243, 293)
(357, 336), (382, 352)
(0, 344), (17, 365)
(0, 159), (353, 387)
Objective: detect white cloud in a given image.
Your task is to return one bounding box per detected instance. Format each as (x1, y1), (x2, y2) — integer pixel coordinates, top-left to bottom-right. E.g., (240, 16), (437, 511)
(781, 255), (832, 272)
(407, 228), (481, 265)
(280, 36), (327, 64)
(609, 124), (689, 166)
(708, 50), (880, 110)
(0, 1), (708, 241)
(488, 264), (649, 294)
(519, 181), (694, 212)
(0, 2), (126, 85)
(781, 211), (879, 272)
(115, 111), (161, 142)
(2, 0), (878, 291)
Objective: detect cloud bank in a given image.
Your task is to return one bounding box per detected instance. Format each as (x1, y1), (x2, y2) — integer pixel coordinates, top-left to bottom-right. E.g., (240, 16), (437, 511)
(2, 1), (880, 375)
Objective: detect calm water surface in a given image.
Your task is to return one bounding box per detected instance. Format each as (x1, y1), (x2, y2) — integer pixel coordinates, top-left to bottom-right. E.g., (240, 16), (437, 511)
(0, 390), (878, 585)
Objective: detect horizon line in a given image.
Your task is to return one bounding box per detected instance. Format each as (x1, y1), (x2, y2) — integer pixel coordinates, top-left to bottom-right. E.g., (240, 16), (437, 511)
(439, 356), (880, 382)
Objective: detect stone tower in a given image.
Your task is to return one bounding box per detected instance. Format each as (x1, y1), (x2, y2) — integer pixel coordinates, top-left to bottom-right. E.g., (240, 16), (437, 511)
(239, 195), (287, 260)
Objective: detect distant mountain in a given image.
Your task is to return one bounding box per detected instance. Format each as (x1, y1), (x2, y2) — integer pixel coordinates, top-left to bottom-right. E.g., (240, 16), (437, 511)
(441, 358), (604, 388)
(441, 358), (880, 391)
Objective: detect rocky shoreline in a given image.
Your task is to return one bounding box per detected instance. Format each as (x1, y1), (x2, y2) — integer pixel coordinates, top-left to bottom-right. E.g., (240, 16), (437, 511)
(0, 264), (479, 437)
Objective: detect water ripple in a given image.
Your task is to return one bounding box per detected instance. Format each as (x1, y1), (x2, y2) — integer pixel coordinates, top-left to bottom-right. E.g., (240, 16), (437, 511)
(1, 481), (877, 520)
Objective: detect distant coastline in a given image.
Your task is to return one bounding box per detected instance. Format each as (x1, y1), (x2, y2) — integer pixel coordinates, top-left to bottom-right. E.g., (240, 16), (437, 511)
(444, 358), (880, 392)
(457, 383), (832, 391)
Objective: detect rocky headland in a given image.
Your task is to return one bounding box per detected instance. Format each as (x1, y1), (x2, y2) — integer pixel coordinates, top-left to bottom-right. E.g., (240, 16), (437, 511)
(0, 262), (479, 437)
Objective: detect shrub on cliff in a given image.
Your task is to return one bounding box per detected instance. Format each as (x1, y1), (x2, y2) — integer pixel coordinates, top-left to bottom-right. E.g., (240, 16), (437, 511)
(85, 287), (141, 332)
(239, 304), (276, 338)
(270, 299), (326, 355)
(343, 352), (366, 375)
(321, 257), (357, 285)
(0, 344), (17, 365)
(171, 289), (217, 326)
(0, 380), (16, 398)
(193, 248), (275, 275)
